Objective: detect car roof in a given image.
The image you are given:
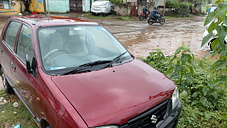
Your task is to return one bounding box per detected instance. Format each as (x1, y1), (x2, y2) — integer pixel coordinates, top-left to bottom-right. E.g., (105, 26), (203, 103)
(9, 15), (98, 27)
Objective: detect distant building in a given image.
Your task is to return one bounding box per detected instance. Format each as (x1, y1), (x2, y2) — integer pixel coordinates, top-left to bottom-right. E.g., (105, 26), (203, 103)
(0, 0), (92, 14)
(0, 0), (21, 14)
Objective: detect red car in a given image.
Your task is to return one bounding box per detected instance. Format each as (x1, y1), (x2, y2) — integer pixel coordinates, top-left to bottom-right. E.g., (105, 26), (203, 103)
(0, 15), (181, 128)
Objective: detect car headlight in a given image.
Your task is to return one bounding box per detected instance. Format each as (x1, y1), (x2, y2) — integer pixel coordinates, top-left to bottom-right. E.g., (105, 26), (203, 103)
(92, 125), (119, 128)
(171, 87), (180, 110)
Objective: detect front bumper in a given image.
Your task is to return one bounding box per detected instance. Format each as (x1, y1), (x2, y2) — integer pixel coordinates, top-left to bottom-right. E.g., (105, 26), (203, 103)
(91, 8), (110, 14)
(119, 100), (182, 128)
(158, 101), (182, 128)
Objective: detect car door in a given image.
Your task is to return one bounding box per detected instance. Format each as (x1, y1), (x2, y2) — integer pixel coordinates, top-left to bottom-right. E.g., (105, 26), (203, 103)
(10, 23), (37, 117)
(0, 21), (21, 87)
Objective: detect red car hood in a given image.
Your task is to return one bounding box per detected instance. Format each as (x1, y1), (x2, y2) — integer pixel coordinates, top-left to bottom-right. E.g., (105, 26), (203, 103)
(51, 59), (175, 127)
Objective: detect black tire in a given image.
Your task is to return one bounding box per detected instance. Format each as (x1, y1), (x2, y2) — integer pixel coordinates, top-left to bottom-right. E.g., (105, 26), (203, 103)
(209, 38), (227, 51)
(209, 38), (216, 51)
(148, 18), (153, 25)
(102, 13), (108, 17)
(159, 17), (165, 25)
(139, 15), (144, 21)
(1, 68), (14, 93)
(91, 13), (98, 16)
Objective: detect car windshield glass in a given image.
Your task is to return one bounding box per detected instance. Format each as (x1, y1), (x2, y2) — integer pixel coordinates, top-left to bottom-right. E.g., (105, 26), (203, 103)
(38, 25), (133, 75)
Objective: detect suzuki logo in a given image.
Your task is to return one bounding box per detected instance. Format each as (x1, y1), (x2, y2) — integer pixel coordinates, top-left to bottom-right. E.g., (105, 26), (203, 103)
(150, 115), (158, 124)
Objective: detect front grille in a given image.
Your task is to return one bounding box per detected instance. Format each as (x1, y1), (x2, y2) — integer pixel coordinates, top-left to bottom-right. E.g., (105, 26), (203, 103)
(121, 100), (169, 128)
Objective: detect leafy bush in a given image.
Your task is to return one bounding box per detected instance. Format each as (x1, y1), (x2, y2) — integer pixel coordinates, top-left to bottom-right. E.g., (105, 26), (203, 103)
(109, 0), (124, 4)
(166, 46), (195, 91)
(178, 97), (227, 127)
(166, 0), (193, 17)
(141, 49), (170, 73)
(142, 47), (227, 127)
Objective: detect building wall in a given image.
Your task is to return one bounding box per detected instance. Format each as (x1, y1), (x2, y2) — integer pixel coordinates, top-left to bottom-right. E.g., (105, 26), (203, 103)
(30, 0), (45, 13)
(46, 0), (69, 13)
(0, 0), (21, 14)
(82, 0), (91, 12)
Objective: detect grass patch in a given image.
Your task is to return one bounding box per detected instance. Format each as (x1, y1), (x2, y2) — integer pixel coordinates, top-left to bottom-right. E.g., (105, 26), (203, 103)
(0, 90), (38, 128)
(81, 13), (132, 20)
(164, 14), (194, 19)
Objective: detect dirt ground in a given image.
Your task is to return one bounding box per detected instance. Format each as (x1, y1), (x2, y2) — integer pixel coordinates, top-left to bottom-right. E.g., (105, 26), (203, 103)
(88, 16), (212, 59)
(0, 14), (215, 90)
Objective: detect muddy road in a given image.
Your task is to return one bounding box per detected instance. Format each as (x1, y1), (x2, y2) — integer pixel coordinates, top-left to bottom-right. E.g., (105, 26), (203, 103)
(88, 16), (211, 59)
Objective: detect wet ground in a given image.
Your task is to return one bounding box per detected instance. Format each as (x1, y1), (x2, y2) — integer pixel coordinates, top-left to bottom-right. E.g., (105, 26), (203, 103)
(0, 14), (215, 90)
(87, 16), (211, 59)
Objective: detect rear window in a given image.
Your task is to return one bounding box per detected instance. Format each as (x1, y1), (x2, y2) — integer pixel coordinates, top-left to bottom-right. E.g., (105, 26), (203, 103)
(4, 21), (21, 50)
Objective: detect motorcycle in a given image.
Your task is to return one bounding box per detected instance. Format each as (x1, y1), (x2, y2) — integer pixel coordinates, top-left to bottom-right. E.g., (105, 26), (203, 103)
(138, 11), (150, 21)
(147, 14), (165, 25)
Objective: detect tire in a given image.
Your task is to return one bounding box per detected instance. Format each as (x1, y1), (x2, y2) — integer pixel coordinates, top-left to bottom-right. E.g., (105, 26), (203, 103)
(209, 38), (216, 51)
(148, 18), (153, 25)
(1, 68), (14, 93)
(209, 38), (227, 51)
(159, 17), (165, 25)
(91, 13), (98, 16)
(139, 15), (144, 21)
(102, 13), (108, 17)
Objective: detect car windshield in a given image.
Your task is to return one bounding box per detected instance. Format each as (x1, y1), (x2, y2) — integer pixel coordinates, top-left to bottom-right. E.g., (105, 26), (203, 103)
(38, 25), (133, 75)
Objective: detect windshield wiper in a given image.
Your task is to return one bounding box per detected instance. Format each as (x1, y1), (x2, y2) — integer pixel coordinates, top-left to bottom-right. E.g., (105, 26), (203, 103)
(106, 51), (127, 67)
(62, 60), (112, 75)
(79, 60), (112, 67)
(62, 66), (91, 75)
(62, 53), (127, 75)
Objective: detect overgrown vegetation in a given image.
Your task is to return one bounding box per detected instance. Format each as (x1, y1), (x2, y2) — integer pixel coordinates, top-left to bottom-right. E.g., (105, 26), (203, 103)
(141, 47), (227, 127)
(109, 0), (124, 4)
(166, 0), (193, 17)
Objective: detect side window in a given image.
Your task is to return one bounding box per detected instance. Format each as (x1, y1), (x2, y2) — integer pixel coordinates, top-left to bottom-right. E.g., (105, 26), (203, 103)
(4, 21), (21, 50)
(17, 25), (34, 63)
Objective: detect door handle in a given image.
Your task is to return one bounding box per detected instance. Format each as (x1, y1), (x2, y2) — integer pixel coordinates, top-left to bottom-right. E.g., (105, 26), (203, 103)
(0, 49), (3, 54)
(11, 63), (16, 70)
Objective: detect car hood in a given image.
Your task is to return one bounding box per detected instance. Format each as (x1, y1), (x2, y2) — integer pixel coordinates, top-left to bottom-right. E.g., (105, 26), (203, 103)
(51, 59), (175, 127)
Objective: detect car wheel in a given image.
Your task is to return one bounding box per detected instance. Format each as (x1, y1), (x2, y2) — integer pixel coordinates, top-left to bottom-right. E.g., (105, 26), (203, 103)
(102, 13), (108, 16)
(91, 12), (98, 16)
(1, 68), (14, 93)
(209, 38), (227, 51)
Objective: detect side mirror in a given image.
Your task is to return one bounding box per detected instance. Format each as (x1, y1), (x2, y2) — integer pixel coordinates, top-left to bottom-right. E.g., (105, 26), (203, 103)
(26, 54), (32, 73)
(25, 54), (37, 77)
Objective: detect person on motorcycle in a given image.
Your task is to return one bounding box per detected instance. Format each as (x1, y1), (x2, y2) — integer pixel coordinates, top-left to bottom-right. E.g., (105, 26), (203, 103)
(143, 6), (149, 18)
(150, 7), (161, 21)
